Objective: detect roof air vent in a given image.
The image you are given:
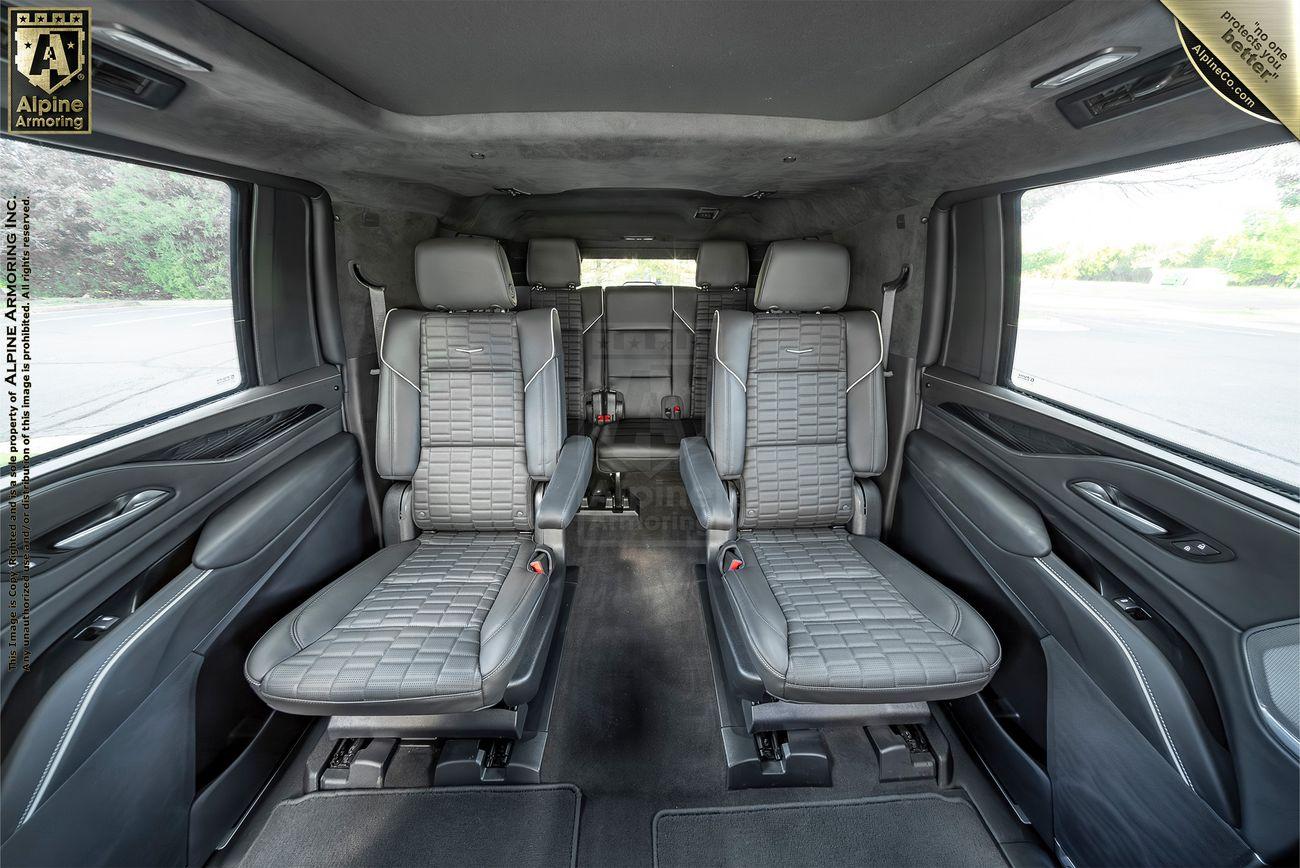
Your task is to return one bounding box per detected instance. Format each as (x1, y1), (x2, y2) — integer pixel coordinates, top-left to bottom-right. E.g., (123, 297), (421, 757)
(90, 44), (185, 109)
(693, 206), (721, 221)
(1056, 48), (1204, 128)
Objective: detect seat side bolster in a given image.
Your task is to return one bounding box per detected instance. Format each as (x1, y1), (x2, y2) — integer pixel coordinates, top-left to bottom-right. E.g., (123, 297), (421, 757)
(376, 309), (423, 480)
(848, 536), (1002, 673)
(680, 436), (734, 531)
(245, 541), (419, 687)
(844, 309), (887, 476)
(720, 540), (789, 690)
(536, 435), (594, 530)
(479, 544), (552, 696)
(519, 306), (566, 479)
(707, 308), (753, 479)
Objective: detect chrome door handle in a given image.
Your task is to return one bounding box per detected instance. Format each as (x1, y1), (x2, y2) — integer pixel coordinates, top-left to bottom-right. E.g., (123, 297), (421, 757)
(1070, 481), (1166, 536)
(52, 489), (171, 550)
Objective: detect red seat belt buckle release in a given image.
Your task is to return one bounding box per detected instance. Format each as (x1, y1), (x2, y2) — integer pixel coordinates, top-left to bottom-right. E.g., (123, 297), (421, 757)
(728, 558), (744, 572)
(529, 559), (546, 574)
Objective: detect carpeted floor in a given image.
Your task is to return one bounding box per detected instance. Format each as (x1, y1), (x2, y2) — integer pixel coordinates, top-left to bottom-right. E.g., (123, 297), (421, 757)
(542, 471), (987, 867)
(238, 784), (581, 868)
(653, 794), (1007, 867)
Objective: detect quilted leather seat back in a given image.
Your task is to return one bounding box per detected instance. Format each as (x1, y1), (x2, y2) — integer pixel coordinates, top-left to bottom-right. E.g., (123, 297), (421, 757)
(529, 288), (586, 423)
(411, 312), (532, 532)
(690, 289), (749, 420)
(737, 313), (855, 529)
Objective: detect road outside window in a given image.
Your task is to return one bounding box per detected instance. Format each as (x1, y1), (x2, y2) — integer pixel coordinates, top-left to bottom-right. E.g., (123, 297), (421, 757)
(2, 138), (241, 461)
(1013, 143), (1300, 490)
(581, 257), (695, 286)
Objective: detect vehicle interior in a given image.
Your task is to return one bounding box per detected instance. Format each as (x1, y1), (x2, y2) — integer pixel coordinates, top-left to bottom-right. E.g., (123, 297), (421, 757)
(1, 1), (1297, 866)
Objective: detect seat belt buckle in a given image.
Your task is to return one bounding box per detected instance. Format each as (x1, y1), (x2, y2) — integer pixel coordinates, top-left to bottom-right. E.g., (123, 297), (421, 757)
(591, 390), (620, 425)
(661, 396), (684, 420)
(719, 545), (744, 574)
(528, 550), (551, 575)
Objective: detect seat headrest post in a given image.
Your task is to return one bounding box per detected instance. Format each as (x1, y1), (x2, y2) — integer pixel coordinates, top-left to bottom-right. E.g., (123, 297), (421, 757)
(414, 237), (517, 311)
(753, 240), (850, 313)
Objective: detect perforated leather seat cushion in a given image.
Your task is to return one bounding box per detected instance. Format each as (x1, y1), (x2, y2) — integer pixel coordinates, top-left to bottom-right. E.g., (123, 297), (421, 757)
(247, 532), (549, 716)
(722, 528), (1000, 704)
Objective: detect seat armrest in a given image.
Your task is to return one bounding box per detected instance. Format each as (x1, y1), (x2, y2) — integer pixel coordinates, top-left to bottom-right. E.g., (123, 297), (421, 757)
(536, 435), (594, 530)
(680, 436), (734, 531)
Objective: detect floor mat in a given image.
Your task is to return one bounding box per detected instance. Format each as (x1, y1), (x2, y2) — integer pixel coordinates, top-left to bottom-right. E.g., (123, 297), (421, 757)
(653, 794), (1007, 868)
(239, 784), (582, 868)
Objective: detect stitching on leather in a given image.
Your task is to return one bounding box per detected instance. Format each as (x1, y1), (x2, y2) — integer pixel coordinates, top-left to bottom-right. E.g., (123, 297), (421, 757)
(1037, 557), (1195, 791)
(782, 675), (995, 694)
(483, 576), (551, 679)
(19, 568), (214, 827)
(722, 569), (780, 649)
(481, 545), (537, 645)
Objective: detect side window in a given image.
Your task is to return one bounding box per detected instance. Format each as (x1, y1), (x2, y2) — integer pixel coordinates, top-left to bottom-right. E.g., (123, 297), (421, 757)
(2, 138), (245, 461)
(1011, 143), (1300, 491)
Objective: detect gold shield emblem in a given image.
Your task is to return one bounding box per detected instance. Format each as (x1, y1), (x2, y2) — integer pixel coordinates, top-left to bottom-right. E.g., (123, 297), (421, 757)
(12, 9), (86, 95)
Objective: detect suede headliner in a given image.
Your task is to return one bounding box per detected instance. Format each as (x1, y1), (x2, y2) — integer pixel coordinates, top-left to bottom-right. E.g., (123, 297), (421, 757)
(205, 0), (1067, 120)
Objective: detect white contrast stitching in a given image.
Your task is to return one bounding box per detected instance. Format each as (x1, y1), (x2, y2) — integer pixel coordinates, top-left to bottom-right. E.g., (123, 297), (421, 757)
(846, 309), (884, 392)
(19, 569), (215, 827)
(1036, 558), (1195, 791)
(379, 309), (420, 393)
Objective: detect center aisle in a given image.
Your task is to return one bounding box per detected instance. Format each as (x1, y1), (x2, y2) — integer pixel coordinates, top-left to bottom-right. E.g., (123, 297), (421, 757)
(541, 471), (930, 866)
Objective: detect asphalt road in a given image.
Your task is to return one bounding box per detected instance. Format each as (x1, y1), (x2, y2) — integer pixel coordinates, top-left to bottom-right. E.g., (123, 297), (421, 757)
(25, 287), (1300, 490)
(1015, 280), (1300, 489)
(29, 300), (241, 456)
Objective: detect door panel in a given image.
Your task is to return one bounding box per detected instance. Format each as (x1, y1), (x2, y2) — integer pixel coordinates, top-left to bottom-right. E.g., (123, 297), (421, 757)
(896, 369), (1299, 863)
(1, 365), (345, 707)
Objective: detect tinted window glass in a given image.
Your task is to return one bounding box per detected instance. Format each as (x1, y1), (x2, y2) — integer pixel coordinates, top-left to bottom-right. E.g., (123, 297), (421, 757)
(2, 138), (242, 460)
(581, 257), (695, 286)
(1013, 143), (1300, 489)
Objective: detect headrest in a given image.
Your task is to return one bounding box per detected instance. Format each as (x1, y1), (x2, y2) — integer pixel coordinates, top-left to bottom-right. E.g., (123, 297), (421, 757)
(695, 240), (749, 289)
(414, 237), (517, 311)
(526, 238), (581, 289)
(753, 240), (850, 312)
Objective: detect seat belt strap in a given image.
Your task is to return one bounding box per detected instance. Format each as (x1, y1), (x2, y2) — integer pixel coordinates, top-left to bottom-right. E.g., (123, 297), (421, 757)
(879, 264), (910, 377)
(350, 261), (387, 376)
(368, 287), (387, 355)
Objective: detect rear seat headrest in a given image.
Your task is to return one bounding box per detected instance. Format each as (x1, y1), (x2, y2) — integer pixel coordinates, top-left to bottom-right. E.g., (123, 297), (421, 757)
(526, 238), (581, 289)
(695, 240), (749, 289)
(753, 240), (850, 313)
(414, 237), (517, 311)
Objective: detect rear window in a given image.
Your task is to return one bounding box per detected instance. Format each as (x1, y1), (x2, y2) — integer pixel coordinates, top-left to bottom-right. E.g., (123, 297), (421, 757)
(2, 138), (244, 462)
(1011, 143), (1300, 490)
(581, 257), (695, 286)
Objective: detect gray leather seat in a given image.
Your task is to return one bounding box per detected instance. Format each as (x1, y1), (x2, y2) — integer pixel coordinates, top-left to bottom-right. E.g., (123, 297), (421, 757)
(246, 237), (592, 717)
(593, 241), (752, 473)
(592, 285), (696, 472)
(688, 240), (752, 423)
(525, 238), (604, 429)
(680, 240), (999, 704)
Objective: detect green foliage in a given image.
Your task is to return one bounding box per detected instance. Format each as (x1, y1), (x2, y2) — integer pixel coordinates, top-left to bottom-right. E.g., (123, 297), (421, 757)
(1074, 245), (1153, 283)
(2, 139), (230, 299)
(1025, 213), (1299, 288)
(1217, 212), (1300, 287)
(1021, 248), (1066, 275)
(87, 165), (231, 299)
